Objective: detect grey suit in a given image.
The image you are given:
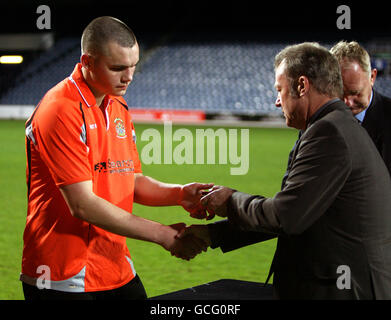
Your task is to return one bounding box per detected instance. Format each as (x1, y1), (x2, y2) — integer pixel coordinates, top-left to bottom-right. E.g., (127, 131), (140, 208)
(209, 99), (391, 299)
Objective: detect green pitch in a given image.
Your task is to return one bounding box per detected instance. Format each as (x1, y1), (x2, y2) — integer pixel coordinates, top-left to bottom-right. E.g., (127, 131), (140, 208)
(0, 119), (297, 299)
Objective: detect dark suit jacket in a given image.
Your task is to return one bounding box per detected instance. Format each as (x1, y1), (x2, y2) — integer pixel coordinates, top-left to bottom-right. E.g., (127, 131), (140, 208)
(362, 90), (391, 175)
(209, 99), (391, 299)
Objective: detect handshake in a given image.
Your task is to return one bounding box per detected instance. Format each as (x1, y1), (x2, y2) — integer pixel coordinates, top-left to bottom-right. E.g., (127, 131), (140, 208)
(162, 183), (235, 261)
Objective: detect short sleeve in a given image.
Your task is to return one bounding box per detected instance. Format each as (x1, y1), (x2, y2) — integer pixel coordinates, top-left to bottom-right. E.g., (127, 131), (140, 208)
(33, 101), (92, 187)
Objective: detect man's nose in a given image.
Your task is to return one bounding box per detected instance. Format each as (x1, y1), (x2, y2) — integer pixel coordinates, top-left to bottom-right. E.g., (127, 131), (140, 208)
(344, 96), (353, 107)
(122, 69), (133, 83)
(275, 96), (281, 108)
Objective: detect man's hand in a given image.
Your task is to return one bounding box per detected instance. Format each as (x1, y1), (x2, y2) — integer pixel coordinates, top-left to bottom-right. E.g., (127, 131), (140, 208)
(178, 183), (215, 220)
(200, 185), (235, 218)
(161, 223), (208, 260)
(176, 224), (211, 247)
(133, 175), (214, 220)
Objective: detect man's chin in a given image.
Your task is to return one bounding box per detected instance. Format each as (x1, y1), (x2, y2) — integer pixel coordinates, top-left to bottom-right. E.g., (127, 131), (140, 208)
(350, 105), (366, 116)
(112, 89), (127, 97)
(285, 117), (304, 130)
(284, 115), (292, 127)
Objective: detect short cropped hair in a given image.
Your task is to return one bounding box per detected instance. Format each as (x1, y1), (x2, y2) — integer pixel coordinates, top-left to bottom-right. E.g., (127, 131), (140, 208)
(330, 41), (372, 76)
(275, 42), (343, 99)
(81, 16), (137, 55)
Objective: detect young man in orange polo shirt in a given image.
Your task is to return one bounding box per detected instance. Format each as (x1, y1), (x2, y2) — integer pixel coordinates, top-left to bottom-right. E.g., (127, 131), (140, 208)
(21, 16), (212, 300)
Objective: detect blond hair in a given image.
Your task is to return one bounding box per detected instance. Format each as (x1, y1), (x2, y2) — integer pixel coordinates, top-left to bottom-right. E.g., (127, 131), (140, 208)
(330, 41), (371, 76)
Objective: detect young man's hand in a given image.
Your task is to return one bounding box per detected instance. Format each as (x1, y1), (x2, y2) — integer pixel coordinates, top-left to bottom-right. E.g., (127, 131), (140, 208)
(160, 223), (208, 260)
(178, 183), (215, 220)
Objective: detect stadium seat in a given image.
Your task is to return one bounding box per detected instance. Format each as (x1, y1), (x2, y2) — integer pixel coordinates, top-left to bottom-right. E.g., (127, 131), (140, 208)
(1, 35), (390, 117)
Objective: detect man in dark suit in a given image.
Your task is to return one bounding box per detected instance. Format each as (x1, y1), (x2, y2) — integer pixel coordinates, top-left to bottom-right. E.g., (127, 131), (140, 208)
(180, 43), (391, 299)
(330, 41), (391, 175)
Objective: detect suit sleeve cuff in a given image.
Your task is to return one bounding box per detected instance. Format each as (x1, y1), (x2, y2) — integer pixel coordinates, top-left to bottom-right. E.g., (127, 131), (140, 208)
(207, 219), (230, 249)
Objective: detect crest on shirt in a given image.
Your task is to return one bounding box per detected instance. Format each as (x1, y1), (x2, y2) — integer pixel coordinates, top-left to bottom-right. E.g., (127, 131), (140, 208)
(114, 118), (127, 139)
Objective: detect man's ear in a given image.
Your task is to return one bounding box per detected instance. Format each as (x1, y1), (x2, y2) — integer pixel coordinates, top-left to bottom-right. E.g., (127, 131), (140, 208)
(297, 76), (309, 97)
(81, 53), (92, 69)
(370, 68), (377, 87)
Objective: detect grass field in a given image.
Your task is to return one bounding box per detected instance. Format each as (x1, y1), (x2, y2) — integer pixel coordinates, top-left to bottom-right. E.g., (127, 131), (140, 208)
(0, 119), (297, 299)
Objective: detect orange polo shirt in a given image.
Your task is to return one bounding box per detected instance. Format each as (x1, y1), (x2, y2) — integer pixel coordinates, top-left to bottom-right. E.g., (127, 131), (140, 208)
(22, 63), (142, 292)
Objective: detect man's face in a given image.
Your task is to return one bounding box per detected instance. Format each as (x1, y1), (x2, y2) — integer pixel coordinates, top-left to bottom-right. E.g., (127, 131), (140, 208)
(274, 62), (306, 130)
(340, 60), (376, 115)
(88, 41), (139, 98)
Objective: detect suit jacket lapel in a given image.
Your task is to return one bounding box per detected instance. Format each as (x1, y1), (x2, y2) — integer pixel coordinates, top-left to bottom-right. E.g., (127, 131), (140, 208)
(281, 130), (303, 190)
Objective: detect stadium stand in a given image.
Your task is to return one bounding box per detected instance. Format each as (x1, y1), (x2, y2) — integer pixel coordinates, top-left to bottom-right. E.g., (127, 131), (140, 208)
(1, 33), (390, 118)
(125, 40), (285, 117)
(0, 37), (80, 105)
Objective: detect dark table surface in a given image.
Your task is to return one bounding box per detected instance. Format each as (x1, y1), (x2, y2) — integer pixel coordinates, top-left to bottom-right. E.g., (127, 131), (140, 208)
(150, 279), (274, 300)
